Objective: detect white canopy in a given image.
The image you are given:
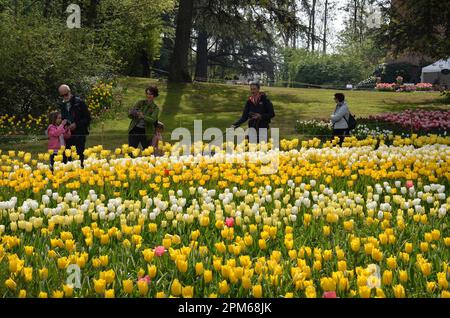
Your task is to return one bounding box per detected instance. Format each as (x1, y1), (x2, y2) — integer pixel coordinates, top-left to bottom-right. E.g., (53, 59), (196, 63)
(422, 59), (450, 73)
(421, 58), (450, 85)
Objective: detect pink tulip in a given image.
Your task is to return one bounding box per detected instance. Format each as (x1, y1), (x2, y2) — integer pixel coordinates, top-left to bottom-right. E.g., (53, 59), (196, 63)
(138, 275), (151, 284)
(154, 246), (166, 257)
(323, 291), (338, 298)
(225, 217), (234, 227)
(406, 180), (414, 189)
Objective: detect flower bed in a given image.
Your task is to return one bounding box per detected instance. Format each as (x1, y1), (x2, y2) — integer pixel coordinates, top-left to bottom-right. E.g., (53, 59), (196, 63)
(0, 139), (449, 298)
(415, 83), (433, 91)
(369, 110), (450, 133)
(375, 83), (396, 92)
(375, 83), (435, 92)
(295, 109), (449, 141)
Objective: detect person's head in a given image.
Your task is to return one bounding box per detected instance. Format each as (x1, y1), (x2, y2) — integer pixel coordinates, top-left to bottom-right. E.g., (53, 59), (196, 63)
(250, 82), (260, 96)
(49, 111), (62, 126)
(58, 84), (72, 102)
(334, 93), (345, 103)
(155, 121), (164, 133)
(145, 85), (159, 102)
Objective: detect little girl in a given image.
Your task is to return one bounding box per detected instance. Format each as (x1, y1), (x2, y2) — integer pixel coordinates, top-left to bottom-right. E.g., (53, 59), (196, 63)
(151, 121), (164, 156)
(47, 111), (71, 168)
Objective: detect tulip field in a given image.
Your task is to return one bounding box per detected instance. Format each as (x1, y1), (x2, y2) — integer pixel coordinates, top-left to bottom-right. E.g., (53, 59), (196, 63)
(0, 135), (449, 298)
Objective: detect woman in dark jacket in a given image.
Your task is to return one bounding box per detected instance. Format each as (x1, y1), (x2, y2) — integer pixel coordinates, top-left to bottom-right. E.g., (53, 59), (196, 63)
(231, 82), (275, 143)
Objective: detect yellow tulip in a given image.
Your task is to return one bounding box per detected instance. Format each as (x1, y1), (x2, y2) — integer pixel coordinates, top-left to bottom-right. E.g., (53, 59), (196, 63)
(171, 279), (182, 296)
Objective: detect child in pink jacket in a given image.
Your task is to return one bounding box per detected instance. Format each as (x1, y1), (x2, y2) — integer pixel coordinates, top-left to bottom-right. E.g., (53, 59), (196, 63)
(47, 111), (71, 168)
(151, 121), (164, 156)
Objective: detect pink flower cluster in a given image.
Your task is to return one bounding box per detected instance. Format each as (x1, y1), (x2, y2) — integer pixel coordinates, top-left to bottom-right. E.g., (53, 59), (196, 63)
(376, 82), (435, 92)
(369, 110), (450, 131)
(376, 83), (396, 91)
(415, 83), (433, 91)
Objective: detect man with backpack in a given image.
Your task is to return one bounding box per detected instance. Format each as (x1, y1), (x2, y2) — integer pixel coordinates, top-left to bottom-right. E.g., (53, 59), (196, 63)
(331, 93), (356, 146)
(57, 84), (91, 167)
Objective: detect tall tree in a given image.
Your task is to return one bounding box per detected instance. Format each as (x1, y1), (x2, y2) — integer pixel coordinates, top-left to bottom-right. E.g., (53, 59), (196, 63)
(375, 0), (450, 59)
(169, 0), (194, 82)
(310, 0), (317, 52)
(323, 0), (329, 54)
(194, 30), (208, 81)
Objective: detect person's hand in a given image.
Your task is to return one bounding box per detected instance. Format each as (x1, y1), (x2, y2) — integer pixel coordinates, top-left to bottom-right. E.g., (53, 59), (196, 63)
(61, 119), (68, 126)
(69, 123), (77, 131)
(230, 124), (237, 129)
(137, 111), (144, 119)
(251, 113), (262, 120)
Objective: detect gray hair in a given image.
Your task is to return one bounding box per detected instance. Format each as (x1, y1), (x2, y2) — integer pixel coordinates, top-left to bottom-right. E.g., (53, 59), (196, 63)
(59, 84), (71, 92)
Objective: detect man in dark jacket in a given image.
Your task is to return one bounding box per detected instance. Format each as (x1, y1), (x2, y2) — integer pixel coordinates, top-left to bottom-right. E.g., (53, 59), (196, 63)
(231, 82), (275, 143)
(57, 84), (91, 166)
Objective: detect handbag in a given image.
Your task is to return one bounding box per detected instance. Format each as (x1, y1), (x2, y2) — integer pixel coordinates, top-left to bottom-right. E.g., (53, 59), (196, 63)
(344, 112), (357, 130)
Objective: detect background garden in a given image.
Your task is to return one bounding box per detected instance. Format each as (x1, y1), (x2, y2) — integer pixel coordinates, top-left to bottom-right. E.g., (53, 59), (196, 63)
(0, 0), (449, 300)
(1, 0), (449, 152)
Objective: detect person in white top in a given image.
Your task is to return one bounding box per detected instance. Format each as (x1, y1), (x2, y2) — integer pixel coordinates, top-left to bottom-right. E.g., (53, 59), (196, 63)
(331, 93), (350, 146)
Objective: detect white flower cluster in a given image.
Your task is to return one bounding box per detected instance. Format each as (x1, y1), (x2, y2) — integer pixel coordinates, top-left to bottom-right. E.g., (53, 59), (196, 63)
(353, 124), (394, 138)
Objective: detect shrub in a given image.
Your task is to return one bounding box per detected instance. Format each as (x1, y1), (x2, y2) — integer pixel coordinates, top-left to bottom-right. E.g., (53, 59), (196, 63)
(0, 15), (118, 118)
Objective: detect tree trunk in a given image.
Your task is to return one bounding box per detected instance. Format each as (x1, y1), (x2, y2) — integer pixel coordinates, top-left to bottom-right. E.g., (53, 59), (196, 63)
(141, 50), (150, 77)
(169, 0), (194, 83)
(359, 0), (366, 44)
(194, 30), (209, 82)
(323, 0), (329, 54)
(87, 0), (100, 28)
(43, 0), (51, 18)
(311, 0), (317, 52)
(354, 0), (358, 39)
(307, 3), (312, 51)
(292, 1), (297, 49)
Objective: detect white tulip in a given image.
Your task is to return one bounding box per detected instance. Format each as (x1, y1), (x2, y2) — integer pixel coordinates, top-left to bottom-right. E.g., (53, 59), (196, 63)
(438, 207), (446, 218)
(377, 211), (384, 219)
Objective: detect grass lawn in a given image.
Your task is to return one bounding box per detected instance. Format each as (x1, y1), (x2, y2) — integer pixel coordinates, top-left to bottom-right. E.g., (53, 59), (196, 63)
(3, 76), (449, 153)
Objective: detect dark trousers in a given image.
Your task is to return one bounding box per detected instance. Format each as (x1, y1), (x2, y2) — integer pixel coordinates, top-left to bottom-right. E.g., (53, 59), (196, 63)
(128, 126), (150, 149)
(65, 135), (87, 166)
(50, 153), (56, 171)
(333, 129), (350, 146)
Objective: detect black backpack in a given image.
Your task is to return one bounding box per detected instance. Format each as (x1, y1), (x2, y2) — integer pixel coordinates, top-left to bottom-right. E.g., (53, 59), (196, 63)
(344, 112), (357, 130)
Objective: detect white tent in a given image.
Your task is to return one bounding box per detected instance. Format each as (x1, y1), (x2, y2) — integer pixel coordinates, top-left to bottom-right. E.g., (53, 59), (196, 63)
(421, 59), (450, 86)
